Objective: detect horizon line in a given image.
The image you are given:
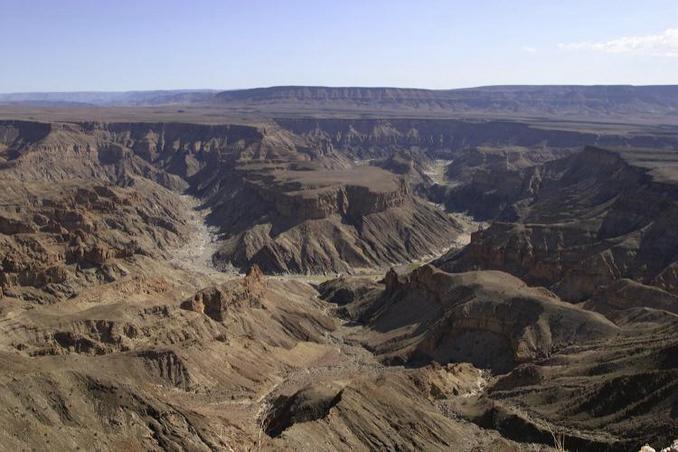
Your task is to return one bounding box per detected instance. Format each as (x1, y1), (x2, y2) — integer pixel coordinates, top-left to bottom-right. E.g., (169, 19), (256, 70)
(3, 83), (678, 96)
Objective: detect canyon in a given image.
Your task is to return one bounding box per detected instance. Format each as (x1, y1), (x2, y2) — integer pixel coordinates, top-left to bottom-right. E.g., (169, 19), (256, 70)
(0, 88), (677, 451)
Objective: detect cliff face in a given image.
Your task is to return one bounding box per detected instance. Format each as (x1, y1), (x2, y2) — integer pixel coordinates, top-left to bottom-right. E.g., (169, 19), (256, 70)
(0, 120), (274, 301)
(244, 170), (409, 222)
(426, 146), (574, 219)
(276, 118), (678, 160)
(0, 119), (464, 280)
(0, 120), (52, 158)
(440, 146), (678, 301)
(8, 118), (678, 291)
(210, 183), (458, 274)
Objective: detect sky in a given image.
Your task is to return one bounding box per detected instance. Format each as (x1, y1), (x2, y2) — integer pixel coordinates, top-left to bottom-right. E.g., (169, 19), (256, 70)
(1, 0), (677, 92)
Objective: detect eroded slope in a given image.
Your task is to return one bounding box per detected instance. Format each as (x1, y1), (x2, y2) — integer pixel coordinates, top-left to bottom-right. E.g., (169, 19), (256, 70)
(439, 146), (678, 301)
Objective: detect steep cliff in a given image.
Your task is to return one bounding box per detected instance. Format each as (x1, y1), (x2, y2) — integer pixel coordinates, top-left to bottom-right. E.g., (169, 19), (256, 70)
(208, 163), (461, 273)
(0, 119), (465, 284)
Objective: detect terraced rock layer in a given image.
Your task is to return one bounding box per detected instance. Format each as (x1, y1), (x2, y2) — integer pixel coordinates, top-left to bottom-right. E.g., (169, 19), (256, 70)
(0, 119), (462, 292)
(439, 146), (678, 301)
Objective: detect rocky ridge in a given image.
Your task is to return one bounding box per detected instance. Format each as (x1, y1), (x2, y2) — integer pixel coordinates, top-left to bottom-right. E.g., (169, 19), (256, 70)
(318, 265), (677, 450)
(439, 146), (678, 301)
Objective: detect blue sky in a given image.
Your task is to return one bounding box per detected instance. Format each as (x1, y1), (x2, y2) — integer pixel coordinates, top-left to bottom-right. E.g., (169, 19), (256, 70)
(1, 0), (677, 92)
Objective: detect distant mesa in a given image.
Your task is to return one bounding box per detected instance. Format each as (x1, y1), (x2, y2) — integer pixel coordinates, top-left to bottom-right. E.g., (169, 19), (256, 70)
(2, 84), (678, 120)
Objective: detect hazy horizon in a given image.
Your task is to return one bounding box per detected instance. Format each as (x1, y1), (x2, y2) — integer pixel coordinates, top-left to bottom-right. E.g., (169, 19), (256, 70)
(4, 83), (678, 96)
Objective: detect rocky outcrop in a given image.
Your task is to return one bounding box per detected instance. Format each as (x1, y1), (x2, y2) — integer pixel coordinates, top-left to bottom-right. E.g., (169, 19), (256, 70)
(263, 382), (344, 437)
(206, 160), (462, 273)
(6, 101), (678, 452)
(0, 119), (286, 301)
(181, 266), (265, 321)
(315, 267), (676, 451)
(428, 146), (574, 219)
(7, 118), (678, 282)
(0, 120), (52, 160)
(221, 197), (460, 274)
(323, 265), (618, 372)
(317, 276), (379, 306)
(239, 163), (409, 221)
(581, 278), (678, 325)
(135, 349), (194, 390)
(0, 180), (188, 303)
(479, 330), (678, 451)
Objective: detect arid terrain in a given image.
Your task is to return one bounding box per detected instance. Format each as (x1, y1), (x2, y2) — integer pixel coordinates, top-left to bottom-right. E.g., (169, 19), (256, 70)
(0, 87), (677, 451)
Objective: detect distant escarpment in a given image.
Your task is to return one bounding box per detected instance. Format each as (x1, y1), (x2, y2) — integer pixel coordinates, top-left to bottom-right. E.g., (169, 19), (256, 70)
(439, 146), (678, 301)
(275, 117), (678, 161)
(6, 85), (678, 121)
(214, 85), (678, 120)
